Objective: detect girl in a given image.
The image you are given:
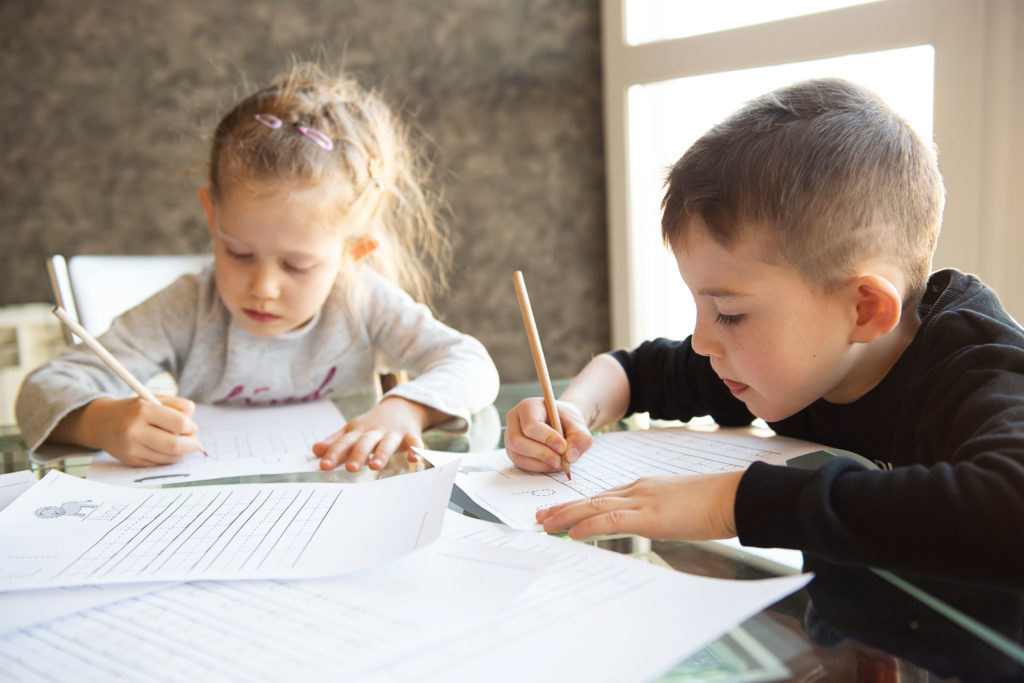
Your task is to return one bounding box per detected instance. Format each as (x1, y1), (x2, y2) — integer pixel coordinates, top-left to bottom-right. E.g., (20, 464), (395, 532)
(16, 62), (499, 472)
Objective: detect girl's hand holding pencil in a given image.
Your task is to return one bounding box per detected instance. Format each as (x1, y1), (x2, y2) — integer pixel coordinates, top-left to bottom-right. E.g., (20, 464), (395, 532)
(59, 395), (205, 467)
(50, 306), (207, 467)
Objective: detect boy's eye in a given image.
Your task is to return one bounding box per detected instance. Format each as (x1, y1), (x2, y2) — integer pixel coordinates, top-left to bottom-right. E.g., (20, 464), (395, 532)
(715, 312), (746, 326)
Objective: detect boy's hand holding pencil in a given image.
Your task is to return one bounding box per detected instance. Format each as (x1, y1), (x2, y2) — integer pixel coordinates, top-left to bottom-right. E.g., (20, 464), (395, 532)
(503, 395), (592, 474)
(512, 271), (578, 478)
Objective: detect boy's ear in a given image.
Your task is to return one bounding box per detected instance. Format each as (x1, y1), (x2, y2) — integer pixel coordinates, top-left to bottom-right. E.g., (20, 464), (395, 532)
(348, 236), (379, 262)
(197, 188), (216, 237)
(848, 274), (903, 343)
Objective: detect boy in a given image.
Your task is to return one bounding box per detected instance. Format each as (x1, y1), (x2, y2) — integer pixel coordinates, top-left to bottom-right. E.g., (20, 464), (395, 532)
(504, 78), (1024, 585)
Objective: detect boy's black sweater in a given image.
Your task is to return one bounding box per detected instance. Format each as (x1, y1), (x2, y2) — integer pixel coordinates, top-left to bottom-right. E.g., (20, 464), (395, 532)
(612, 269), (1024, 586)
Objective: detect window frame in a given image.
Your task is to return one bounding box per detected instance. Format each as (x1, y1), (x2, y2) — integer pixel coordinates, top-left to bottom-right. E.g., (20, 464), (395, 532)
(601, 0), (1005, 349)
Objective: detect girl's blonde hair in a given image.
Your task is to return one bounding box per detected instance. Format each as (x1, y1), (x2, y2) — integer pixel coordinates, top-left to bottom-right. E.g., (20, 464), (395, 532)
(207, 61), (448, 306)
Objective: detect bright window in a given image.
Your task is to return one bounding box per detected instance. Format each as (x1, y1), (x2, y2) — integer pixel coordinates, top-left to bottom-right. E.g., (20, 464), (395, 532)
(625, 0), (882, 45)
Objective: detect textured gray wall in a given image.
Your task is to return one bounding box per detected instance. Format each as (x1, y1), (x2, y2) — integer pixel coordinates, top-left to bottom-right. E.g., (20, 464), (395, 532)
(0, 0), (608, 383)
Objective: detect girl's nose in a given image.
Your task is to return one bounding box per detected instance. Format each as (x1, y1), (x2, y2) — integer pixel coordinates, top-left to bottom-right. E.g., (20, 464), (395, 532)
(249, 265), (280, 299)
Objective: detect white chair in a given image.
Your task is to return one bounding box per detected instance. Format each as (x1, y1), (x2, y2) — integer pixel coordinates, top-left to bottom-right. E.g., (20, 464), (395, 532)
(46, 254), (211, 400)
(47, 254), (211, 341)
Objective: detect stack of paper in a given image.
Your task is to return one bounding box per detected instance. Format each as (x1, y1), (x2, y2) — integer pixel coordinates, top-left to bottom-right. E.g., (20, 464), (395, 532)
(0, 422), (814, 681)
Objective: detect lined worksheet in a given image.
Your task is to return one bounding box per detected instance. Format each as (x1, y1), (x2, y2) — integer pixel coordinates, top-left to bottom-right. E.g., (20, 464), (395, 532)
(87, 400), (345, 486)
(442, 426), (827, 529)
(0, 512), (810, 682)
(0, 460), (458, 591)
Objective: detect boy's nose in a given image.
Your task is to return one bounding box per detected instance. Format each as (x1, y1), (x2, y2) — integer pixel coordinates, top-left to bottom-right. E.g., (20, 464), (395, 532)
(690, 316), (722, 358)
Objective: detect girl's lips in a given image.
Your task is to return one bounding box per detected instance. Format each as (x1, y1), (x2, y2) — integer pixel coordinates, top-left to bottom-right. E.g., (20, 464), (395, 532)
(244, 308), (280, 323)
(721, 378), (749, 396)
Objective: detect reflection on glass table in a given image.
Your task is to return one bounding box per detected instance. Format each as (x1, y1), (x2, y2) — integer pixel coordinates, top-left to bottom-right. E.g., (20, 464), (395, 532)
(1, 382), (1022, 681)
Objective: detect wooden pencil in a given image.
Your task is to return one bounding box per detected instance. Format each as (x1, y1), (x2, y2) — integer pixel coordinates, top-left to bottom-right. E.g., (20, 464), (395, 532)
(512, 271), (571, 479)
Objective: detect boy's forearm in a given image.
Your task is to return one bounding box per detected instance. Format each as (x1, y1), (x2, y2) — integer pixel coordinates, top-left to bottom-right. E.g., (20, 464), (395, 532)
(559, 353), (631, 430)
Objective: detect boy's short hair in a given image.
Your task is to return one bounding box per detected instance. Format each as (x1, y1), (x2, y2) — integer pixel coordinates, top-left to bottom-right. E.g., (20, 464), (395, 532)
(661, 78), (945, 304)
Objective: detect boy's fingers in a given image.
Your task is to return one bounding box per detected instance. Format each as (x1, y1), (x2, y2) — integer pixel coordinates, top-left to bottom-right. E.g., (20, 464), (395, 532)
(565, 509), (639, 540)
(520, 418), (567, 454)
(509, 452), (560, 473)
(539, 494), (631, 533)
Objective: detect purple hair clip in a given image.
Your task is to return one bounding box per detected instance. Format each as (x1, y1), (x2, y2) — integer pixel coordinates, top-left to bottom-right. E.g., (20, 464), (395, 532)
(297, 126), (334, 151)
(253, 113), (282, 129)
(252, 113), (334, 152)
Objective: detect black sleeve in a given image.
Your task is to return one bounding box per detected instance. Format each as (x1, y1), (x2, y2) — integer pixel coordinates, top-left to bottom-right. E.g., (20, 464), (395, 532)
(736, 447), (1024, 587)
(736, 336), (1024, 586)
(610, 337), (754, 426)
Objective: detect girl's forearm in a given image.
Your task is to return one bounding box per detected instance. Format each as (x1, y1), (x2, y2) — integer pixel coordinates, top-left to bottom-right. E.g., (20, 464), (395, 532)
(48, 398), (110, 450)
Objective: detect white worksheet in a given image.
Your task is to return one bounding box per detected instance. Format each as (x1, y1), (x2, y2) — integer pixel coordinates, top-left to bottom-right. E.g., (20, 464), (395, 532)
(0, 469), (36, 512)
(0, 511), (550, 642)
(87, 400), (345, 486)
(0, 583), (174, 636)
(363, 516), (811, 683)
(0, 459), (458, 591)
(443, 426), (828, 529)
(0, 512), (810, 682)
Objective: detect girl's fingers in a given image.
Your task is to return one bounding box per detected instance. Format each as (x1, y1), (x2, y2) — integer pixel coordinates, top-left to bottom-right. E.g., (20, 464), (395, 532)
(144, 403), (198, 437)
(345, 430), (385, 472)
(369, 433), (405, 470)
(319, 430), (363, 470)
(316, 424), (426, 472)
(158, 395), (197, 418)
(314, 428), (346, 449)
(118, 438), (194, 467)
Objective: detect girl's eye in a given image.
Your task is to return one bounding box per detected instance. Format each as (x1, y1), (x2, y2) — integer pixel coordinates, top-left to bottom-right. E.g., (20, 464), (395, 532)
(284, 263), (313, 274)
(225, 249), (252, 261)
(715, 312), (746, 326)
